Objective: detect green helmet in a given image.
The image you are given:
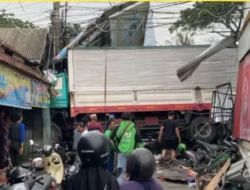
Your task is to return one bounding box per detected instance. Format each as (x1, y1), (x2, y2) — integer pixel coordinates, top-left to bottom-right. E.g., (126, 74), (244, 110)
(178, 143), (187, 152)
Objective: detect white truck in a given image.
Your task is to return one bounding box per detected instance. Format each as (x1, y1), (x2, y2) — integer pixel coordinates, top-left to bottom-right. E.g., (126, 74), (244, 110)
(55, 46), (238, 143)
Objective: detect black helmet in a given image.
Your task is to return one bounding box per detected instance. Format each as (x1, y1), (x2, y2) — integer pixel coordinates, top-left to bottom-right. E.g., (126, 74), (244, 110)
(126, 148), (156, 180)
(77, 131), (109, 166)
(43, 145), (53, 157)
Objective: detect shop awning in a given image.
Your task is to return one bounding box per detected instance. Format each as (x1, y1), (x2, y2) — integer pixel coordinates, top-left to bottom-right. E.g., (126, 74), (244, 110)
(177, 36), (236, 82)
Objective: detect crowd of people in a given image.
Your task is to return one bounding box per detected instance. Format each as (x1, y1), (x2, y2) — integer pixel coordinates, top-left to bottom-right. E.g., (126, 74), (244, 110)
(68, 112), (164, 190)
(0, 109), (183, 189)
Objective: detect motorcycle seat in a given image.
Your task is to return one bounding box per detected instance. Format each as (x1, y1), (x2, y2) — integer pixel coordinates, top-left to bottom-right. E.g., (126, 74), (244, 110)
(197, 140), (220, 152)
(21, 163), (45, 171)
(223, 139), (238, 150)
(30, 174), (54, 190)
(194, 151), (205, 161)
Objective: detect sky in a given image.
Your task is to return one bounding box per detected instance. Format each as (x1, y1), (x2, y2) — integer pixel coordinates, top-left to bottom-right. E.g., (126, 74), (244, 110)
(0, 2), (223, 45)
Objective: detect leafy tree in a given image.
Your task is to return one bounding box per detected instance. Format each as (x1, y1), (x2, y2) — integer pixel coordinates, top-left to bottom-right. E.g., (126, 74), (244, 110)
(63, 24), (83, 45)
(174, 32), (194, 45)
(169, 2), (244, 37)
(0, 10), (35, 28)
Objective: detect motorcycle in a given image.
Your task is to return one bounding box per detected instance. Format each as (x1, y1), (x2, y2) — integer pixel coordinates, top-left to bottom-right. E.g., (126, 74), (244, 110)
(0, 172), (56, 190)
(29, 140), (64, 188)
(174, 137), (239, 170)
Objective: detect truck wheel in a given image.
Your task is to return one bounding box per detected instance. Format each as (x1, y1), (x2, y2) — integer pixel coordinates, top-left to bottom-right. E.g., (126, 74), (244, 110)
(189, 116), (216, 143)
(51, 123), (62, 143)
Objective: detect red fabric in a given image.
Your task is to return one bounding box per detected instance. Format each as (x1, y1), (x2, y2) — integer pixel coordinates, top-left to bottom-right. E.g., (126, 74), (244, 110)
(87, 122), (104, 133)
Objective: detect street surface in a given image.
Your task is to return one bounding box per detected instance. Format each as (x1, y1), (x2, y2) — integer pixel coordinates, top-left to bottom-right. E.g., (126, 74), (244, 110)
(158, 180), (188, 190)
(154, 160), (190, 190)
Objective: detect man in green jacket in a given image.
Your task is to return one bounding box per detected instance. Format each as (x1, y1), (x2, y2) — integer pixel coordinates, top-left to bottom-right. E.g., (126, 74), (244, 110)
(116, 112), (136, 184)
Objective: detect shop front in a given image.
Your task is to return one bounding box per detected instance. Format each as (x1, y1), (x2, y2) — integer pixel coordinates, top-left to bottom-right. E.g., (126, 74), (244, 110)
(0, 62), (51, 164)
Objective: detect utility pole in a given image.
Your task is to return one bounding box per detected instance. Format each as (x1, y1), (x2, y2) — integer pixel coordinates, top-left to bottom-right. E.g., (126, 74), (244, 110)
(63, 2), (68, 46)
(52, 2), (61, 55)
(43, 2), (61, 146)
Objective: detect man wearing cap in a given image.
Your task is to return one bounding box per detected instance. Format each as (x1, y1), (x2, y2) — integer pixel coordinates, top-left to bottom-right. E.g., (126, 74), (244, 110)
(87, 114), (104, 133)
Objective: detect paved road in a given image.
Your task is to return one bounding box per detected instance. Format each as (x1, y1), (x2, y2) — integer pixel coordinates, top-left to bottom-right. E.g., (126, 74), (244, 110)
(154, 162), (191, 190)
(157, 180), (189, 190)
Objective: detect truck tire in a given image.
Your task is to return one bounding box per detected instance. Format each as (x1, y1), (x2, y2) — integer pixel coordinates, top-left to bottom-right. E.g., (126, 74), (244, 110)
(51, 123), (62, 143)
(189, 116), (216, 143)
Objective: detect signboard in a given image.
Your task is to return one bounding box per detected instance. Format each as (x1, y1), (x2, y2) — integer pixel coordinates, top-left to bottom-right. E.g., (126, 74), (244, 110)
(31, 79), (50, 108)
(0, 65), (31, 109)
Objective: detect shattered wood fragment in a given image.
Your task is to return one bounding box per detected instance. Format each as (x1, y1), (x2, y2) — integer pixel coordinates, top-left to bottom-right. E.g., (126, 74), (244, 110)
(196, 174), (215, 190)
(204, 159), (231, 190)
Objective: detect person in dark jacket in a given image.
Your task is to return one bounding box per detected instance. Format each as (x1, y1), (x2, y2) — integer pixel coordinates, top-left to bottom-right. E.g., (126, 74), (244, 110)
(120, 148), (163, 190)
(8, 113), (25, 167)
(68, 131), (119, 190)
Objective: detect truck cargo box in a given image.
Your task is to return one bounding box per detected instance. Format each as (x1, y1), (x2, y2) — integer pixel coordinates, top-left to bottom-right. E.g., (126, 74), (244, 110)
(68, 46), (238, 117)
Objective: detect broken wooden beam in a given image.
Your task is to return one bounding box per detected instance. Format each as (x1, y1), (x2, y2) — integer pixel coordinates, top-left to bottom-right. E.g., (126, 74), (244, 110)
(204, 159), (231, 190)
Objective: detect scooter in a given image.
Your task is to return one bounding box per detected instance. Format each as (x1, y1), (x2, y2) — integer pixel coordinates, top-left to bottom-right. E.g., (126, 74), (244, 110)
(29, 140), (64, 188)
(1, 173), (56, 190)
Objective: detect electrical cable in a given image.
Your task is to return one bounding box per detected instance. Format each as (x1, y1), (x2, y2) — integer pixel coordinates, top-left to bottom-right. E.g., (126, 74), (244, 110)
(19, 2), (31, 21)
(6, 3), (242, 39)
(181, 4), (241, 26)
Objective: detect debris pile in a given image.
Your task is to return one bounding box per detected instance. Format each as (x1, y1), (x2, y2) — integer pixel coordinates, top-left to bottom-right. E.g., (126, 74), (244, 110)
(156, 138), (248, 190)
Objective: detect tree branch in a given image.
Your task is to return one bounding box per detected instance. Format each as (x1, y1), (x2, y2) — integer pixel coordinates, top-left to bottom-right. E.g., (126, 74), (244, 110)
(231, 19), (238, 30)
(211, 31), (229, 37)
(236, 9), (244, 34)
(218, 20), (236, 34)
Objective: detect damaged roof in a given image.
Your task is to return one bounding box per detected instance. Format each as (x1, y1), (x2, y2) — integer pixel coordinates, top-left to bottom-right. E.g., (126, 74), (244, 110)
(0, 28), (48, 63)
(0, 50), (50, 85)
(54, 2), (138, 60)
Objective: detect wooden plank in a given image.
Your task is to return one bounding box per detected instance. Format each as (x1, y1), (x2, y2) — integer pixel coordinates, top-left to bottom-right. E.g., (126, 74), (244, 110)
(204, 159), (231, 190)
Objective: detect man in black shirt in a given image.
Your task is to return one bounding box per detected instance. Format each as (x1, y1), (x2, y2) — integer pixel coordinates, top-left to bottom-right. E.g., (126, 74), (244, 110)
(158, 111), (181, 160)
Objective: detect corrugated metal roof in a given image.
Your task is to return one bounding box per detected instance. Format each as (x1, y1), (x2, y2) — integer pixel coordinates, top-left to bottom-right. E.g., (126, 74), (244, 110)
(0, 28), (48, 63)
(176, 36), (236, 82)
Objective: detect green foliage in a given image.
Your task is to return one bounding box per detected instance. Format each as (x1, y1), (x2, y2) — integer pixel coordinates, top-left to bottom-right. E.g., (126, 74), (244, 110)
(175, 32), (194, 45)
(169, 2), (244, 36)
(64, 24), (83, 44)
(0, 11), (35, 28)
